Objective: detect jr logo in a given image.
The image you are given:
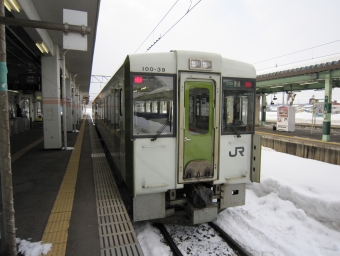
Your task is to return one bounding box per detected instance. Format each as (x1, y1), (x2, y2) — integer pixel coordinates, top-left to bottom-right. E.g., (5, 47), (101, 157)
(229, 147), (245, 157)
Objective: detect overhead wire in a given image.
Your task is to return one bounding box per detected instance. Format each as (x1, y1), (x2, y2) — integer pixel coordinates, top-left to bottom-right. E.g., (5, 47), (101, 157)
(256, 52), (340, 71)
(134, 0), (179, 53)
(145, 0), (202, 52)
(253, 39), (340, 65)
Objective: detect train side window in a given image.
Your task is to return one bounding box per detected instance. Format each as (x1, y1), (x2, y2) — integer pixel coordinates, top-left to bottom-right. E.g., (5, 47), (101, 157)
(114, 89), (120, 129)
(104, 97), (108, 123)
(132, 74), (175, 137)
(189, 89), (209, 134)
(221, 78), (255, 135)
(120, 88), (123, 117)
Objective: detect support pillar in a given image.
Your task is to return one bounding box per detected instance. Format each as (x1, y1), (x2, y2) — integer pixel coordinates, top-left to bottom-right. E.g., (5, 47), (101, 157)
(66, 76), (72, 131)
(42, 44), (62, 149)
(322, 72), (332, 142)
(261, 93), (266, 126)
(71, 77), (75, 130)
(76, 85), (80, 124)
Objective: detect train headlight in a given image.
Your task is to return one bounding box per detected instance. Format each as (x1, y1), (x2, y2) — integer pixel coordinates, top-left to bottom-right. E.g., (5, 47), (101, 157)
(190, 59), (201, 69)
(189, 59), (212, 70)
(202, 60), (212, 70)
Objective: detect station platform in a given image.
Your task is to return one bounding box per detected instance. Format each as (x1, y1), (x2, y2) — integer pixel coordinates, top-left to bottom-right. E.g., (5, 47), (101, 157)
(4, 116), (144, 256)
(256, 123), (340, 143)
(256, 124), (340, 165)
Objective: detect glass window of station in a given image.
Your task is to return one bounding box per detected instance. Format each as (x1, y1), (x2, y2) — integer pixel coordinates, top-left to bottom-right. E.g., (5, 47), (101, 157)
(222, 78), (255, 135)
(132, 74), (175, 138)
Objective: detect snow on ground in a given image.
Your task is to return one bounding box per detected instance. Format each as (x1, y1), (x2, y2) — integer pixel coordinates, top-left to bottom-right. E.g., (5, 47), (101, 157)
(16, 239), (51, 256)
(216, 147), (340, 256)
(134, 146), (340, 256)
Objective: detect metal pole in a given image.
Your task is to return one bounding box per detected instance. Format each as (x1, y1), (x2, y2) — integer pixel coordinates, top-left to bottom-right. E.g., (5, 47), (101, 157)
(71, 74), (74, 132)
(0, 0), (17, 254)
(261, 93), (266, 126)
(322, 72), (332, 141)
(0, 16), (91, 35)
(62, 50), (67, 149)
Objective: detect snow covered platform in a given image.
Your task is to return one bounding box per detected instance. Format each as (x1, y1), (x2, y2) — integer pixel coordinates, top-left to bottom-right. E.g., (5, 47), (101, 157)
(7, 116), (144, 256)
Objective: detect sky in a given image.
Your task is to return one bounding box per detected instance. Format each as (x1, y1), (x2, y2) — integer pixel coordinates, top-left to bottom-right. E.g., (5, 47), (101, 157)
(17, 112), (340, 255)
(90, 0), (340, 103)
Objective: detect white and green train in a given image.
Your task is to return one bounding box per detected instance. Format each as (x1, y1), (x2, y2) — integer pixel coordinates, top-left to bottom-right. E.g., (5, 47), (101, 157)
(93, 50), (261, 225)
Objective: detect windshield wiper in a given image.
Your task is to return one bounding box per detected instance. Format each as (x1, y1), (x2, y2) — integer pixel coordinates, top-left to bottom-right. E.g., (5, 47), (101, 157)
(227, 125), (241, 138)
(151, 120), (170, 141)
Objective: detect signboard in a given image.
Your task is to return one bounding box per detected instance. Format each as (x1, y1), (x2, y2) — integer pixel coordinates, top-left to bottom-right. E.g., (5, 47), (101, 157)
(313, 103), (324, 117)
(277, 106), (295, 132)
(63, 9), (87, 51)
(18, 74), (41, 85)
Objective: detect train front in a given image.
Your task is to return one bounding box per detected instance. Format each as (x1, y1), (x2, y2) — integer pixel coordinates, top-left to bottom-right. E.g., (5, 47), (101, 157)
(129, 51), (261, 225)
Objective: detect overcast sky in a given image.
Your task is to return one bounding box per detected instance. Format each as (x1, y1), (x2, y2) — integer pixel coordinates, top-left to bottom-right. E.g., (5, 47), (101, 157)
(90, 0), (340, 103)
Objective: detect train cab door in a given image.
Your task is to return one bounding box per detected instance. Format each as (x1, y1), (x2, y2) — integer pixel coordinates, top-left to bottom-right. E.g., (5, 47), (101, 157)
(178, 73), (220, 183)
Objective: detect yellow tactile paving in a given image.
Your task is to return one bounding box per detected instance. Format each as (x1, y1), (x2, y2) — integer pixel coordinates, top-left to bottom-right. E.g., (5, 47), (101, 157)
(11, 136), (44, 163)
(53, 197), (74, 206)
(44, 221), (70, 233)
(45, 243), (67, 256)
(41, 118), (86, 255)
(48, 212), (72, 223)
(42, 230), (68, 244)
(57, 186), (75, 194)
(54, 192), (74, 201)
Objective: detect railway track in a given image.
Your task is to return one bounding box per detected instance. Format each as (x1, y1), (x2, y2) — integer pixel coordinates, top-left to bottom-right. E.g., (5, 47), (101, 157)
(154, 222), (250, 256)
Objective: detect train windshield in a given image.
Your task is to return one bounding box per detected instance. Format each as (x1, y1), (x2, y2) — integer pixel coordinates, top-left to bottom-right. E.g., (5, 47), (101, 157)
(221, 78), (255, 135)
(132, 75), (175, 138)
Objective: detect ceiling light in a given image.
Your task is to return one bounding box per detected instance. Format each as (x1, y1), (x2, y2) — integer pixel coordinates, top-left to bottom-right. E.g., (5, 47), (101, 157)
(35, 42), (49, 54)
(269, 85), (284, 88)
(299, 81), (319, 85)
(5, 0), (21, 12)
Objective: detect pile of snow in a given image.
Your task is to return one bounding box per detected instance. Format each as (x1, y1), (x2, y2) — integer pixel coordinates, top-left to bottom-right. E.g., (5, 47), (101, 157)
(16, 239), (51, 256)
(216, 147), (340, 256)
(135, 147), (340, 256)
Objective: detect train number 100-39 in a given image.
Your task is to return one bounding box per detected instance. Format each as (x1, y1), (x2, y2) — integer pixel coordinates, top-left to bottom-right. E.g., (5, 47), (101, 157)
(142, 67), (165, 72)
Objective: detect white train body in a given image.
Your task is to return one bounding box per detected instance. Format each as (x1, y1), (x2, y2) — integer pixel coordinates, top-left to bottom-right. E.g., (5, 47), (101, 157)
(93, 50), (261, 225)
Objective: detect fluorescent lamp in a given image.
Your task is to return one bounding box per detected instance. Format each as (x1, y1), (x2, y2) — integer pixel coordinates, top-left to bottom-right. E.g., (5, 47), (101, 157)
(4, 2), (12, 11)
(35, 43), (44, 53)
(269, 85), (284, 88)
(5, 0), (21, 12)
(35, 42), (49, 54)
(41, 42), (49, 53)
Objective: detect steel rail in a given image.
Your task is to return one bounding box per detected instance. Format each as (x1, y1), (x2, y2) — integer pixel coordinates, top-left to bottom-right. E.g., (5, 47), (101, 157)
(154, 223), (183, 256)
(208, 222), (250, 256)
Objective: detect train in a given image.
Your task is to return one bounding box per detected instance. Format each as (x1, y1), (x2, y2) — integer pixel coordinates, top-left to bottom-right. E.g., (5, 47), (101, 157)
(92, 50), (261, 225)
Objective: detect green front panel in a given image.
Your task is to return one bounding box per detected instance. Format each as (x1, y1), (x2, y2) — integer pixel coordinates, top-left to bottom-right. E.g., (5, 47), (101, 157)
(184, 82), (214, 171)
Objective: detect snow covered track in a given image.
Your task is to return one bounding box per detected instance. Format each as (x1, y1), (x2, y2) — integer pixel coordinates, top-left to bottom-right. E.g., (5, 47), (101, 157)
(154, 223), (183, 256)
(208, 222), (250, 256)
(153, 222), (250, 256)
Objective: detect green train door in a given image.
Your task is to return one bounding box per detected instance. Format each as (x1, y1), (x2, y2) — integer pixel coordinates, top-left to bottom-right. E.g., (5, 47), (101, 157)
(183, 81), (214, 180)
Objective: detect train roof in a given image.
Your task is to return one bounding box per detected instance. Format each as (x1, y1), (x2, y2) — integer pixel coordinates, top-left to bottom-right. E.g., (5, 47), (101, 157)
(128, 50), (256, 79)
(93, 51), (256, 101)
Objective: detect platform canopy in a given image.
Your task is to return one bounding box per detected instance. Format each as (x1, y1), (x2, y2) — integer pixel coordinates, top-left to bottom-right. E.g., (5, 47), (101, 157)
(4, 0), (101, 101)
(256, 56), (340, 94)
